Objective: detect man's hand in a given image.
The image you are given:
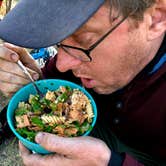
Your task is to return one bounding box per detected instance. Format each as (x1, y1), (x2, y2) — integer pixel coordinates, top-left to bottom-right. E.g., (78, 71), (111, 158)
(19, 132), (111, 166)
(0, 43), (41, 97)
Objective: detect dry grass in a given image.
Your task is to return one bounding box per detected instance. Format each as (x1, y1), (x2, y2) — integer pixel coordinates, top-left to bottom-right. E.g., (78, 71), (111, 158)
(0, 136), (23, 166)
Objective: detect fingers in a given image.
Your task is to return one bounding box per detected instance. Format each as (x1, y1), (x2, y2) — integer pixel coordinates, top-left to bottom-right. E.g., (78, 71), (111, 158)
(35, 132), (99, 156)
(0, 81), (23, 97)
(0, 55), (39, 97)
(0, 43), (40, 79)
(0, 70), (29, 84)
(19, 142), (44, 166)
(0, 68), (39, 97)
(0, 60), (39, 97)
(0, 67), (39, 97)
(27, 68), (40, 80)
(3, 43), (33, 62)
(0, 58), (28, 77)
(35, 132), (80, 155)
(0, 43), (41, 98)
(20, 134), (111, 166)
(19, 141), (31, 156)
(19, 141), (74, 166)
(3, 43), (41, 74)
(0, 45), (19, 62)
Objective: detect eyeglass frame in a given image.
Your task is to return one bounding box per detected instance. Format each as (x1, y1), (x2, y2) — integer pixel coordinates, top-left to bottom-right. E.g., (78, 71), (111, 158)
(57, 13), (132, 62)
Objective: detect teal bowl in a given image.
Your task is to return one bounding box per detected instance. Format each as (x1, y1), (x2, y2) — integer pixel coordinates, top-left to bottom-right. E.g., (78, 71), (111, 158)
(7, 79), (97, 154)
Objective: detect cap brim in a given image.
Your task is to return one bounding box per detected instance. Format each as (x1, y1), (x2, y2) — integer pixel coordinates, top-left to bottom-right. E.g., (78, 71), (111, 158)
(0, 0), (104, 48)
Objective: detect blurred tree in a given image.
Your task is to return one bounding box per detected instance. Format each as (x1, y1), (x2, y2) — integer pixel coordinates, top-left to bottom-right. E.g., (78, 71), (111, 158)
(0, 0), (3, 7)
(5, 0), (12, 14)
(0, 0), (16, 17)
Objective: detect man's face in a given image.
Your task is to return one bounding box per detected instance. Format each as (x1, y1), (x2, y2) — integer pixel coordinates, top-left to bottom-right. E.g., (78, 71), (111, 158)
(56, 5), (153, 94)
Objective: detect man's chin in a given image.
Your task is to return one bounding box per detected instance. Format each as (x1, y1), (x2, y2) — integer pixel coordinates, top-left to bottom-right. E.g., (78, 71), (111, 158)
(92, 87), (115, 95)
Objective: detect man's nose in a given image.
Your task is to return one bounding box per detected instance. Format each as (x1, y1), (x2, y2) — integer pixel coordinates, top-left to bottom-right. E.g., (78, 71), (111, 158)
(56, 48), (82, 72)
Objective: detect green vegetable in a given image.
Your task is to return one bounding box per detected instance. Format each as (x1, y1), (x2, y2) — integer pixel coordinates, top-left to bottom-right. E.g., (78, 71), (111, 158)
(50, 102), (57, 111)
(56, 92), (68, 103)
(15, 102), (31, 116)
(79, 121), (92, 135)
(15, 107), (29, 116)
(65, 86), (72, 92)
(29, 95), (43, 113)
(32, 102), (43, 113)
(40, 97), (51, 106)
(31, 117), (44, 129)
(44, 125), (53, 133)
(16, 128), (36, 142)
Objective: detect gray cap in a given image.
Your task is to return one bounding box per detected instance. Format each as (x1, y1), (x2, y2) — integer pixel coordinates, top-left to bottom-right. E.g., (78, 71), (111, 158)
(0, 0), (104, 48)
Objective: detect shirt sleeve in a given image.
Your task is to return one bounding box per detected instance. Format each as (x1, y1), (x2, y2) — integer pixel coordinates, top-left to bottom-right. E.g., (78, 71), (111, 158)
(108, 152), (144, 166)
(122, 154), (144, 166)
(108, 151), (125, 166)
(41, 56), (57, 79)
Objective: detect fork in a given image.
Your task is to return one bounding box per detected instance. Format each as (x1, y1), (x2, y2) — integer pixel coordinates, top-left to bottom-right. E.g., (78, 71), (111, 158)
(17, 60), (44, 98)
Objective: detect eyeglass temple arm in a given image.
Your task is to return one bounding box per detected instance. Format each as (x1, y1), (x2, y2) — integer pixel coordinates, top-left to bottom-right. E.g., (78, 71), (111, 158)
(88, 15), (129, 52)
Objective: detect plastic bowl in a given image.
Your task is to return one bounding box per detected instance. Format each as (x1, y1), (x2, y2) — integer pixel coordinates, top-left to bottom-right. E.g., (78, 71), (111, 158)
(7, 79), (97, 154)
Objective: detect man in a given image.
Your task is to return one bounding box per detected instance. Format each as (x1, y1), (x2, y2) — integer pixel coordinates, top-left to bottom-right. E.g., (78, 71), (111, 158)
(0, 0), (165, 165)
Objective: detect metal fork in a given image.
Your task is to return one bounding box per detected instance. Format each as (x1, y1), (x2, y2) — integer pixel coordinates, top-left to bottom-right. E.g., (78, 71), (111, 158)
(17, 60), (43, 98)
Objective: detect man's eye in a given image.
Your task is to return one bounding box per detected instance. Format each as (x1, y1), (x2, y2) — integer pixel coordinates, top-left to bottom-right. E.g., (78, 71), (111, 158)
(77, 38), (94, 48)
(76, 33), (95, 47)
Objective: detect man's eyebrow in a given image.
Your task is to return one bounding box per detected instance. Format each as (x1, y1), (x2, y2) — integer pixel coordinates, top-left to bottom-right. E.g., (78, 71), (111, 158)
(73, 24), (93, 35)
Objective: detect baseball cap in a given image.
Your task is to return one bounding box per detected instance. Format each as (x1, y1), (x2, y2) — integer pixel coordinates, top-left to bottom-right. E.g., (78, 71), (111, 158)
(0, 0), (104, 48)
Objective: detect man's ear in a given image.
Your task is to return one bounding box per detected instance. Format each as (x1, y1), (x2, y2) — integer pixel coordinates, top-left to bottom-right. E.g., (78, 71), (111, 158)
(147, 0), (166, 40)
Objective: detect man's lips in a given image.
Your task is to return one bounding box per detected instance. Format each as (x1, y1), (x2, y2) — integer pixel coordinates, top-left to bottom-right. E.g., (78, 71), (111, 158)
(80, 77), (94, 88)
(72, 72), (95, 88)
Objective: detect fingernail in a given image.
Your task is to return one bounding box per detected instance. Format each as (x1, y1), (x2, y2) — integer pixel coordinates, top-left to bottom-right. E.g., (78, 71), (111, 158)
(36, 132), (44, 143)
(33, 73), (39, 80)
(11, 53), (18, 61)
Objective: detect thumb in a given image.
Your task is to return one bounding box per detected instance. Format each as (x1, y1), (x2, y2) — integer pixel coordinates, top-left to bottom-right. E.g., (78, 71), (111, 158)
(3, 42), (32, 62)
(35, 132), (90, 156)
(4, 42), (42, 76)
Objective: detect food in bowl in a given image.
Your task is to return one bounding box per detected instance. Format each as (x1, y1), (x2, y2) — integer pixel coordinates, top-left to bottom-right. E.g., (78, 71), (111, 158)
(14, 86), (94, 142)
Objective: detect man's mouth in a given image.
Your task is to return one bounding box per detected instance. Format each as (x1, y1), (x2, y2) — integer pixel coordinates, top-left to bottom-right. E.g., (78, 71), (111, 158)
(72, 72), (95, 88)
(80, 77), (94, 88)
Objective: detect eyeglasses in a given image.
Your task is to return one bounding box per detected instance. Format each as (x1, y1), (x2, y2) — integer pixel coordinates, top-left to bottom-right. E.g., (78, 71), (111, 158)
(57, 14), (130, 62)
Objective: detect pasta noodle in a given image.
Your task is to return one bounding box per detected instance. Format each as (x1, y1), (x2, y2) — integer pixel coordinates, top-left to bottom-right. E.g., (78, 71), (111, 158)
(41, 114), (65, 125)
